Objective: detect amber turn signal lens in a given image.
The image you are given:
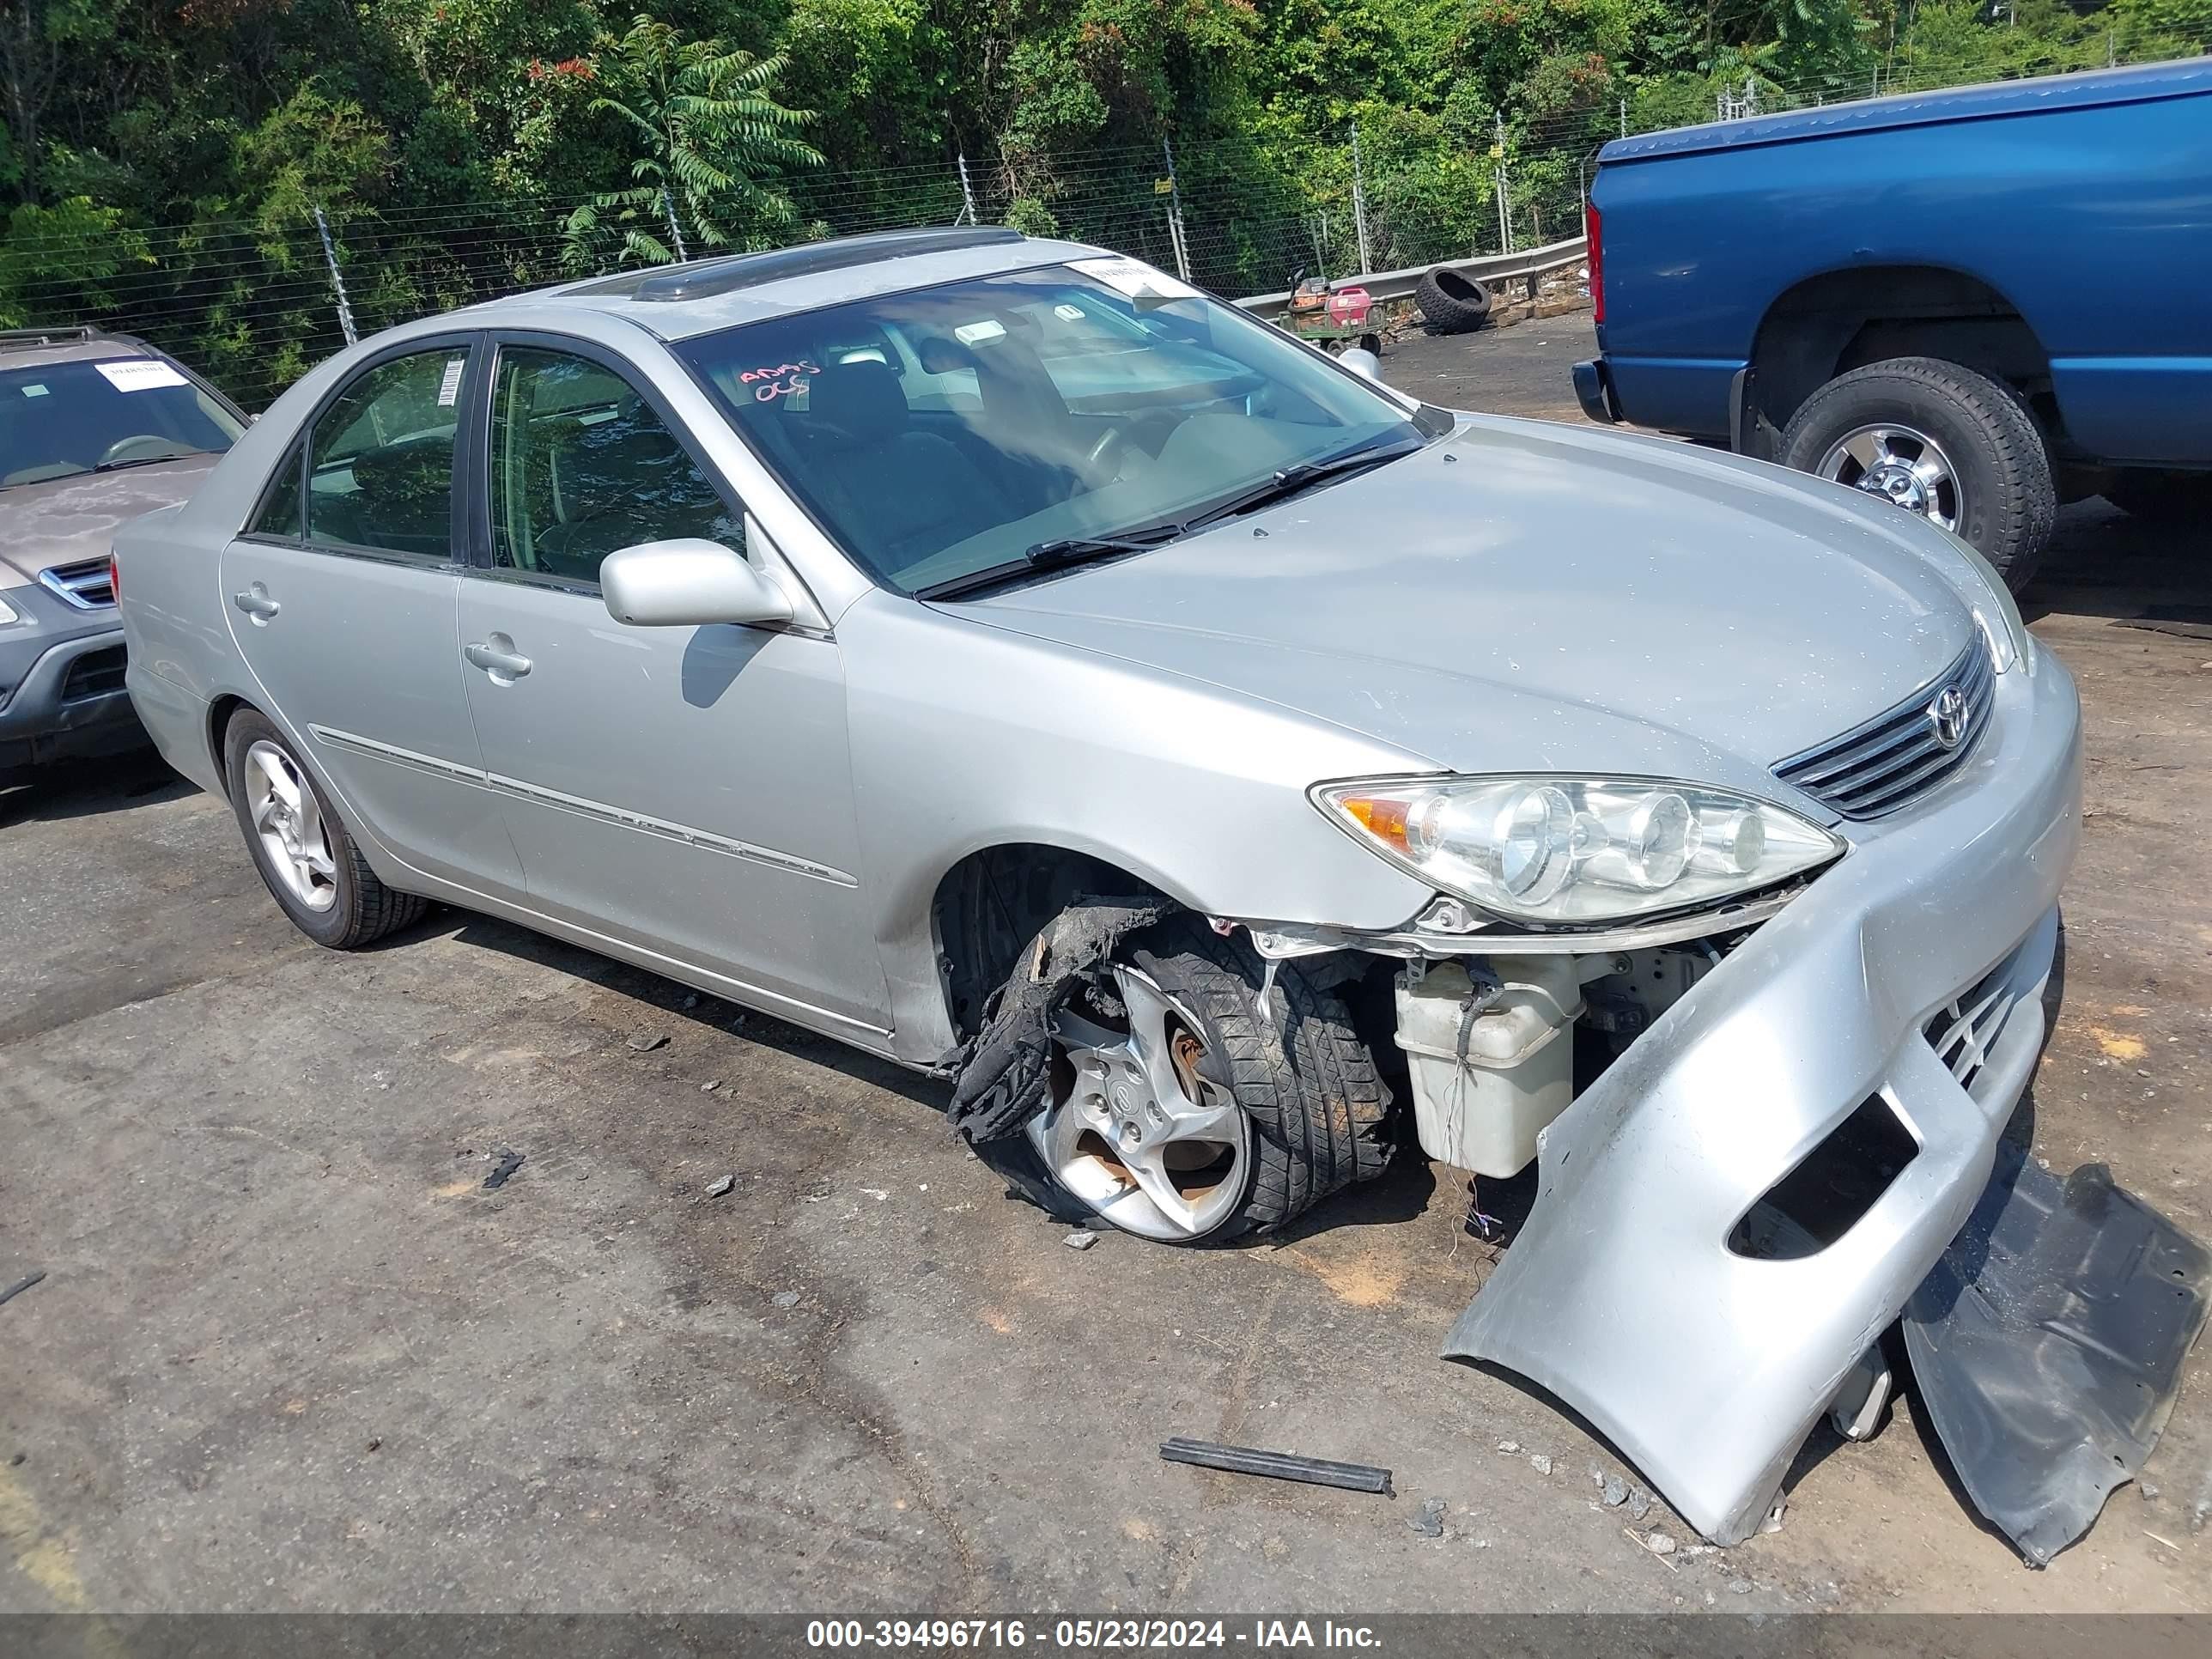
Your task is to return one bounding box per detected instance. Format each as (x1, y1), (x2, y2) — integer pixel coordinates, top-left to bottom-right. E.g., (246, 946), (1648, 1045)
(1337, 794), (1410, 851)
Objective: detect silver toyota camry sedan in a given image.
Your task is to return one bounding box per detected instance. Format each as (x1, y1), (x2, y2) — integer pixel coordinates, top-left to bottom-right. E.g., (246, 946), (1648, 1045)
(119, 225), (2172, 1559)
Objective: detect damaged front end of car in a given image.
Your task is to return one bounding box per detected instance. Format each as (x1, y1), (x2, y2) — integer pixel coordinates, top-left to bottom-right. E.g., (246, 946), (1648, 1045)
(1243, 647), (2208, 1563)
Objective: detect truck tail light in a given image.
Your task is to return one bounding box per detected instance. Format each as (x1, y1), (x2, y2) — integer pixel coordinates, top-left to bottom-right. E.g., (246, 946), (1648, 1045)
(1586, 201), (1604, 325)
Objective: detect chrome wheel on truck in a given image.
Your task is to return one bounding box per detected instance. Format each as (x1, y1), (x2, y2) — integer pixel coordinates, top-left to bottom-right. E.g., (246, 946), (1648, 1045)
(1814, 423), (1963, 533)
(1778, 356), (2056, 593)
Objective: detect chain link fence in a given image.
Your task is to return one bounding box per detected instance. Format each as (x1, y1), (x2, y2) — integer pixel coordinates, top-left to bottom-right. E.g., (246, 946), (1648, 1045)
(6, 21), (2205, 410)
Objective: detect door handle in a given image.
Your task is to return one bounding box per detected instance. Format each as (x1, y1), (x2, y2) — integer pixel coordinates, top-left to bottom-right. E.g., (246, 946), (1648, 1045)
(232, 584), (281, 623)
(464, 639), (532, 681)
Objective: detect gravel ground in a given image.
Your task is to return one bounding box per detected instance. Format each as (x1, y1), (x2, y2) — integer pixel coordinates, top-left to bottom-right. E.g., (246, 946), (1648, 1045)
(2, 314), (2207, 1615)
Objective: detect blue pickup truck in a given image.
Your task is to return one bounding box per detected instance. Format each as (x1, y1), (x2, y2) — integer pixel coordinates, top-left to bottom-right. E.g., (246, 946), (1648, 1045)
(1573, 59), (2212, 589)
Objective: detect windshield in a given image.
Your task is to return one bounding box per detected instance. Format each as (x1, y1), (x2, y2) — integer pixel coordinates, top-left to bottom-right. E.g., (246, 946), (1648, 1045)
(0, 356), (243, 489)
(677, 262), (1434, 595)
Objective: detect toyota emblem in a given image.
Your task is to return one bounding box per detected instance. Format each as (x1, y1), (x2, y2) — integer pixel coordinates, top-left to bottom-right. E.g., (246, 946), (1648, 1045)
(1927, 685), (1970, 750)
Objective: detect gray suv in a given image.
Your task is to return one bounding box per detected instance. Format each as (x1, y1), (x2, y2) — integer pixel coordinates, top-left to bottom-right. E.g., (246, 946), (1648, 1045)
(1, 326), (246, 781)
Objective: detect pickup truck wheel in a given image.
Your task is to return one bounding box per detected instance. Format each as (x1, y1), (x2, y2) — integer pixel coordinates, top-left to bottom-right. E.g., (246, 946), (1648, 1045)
(223, 709), (428, 949)
(1025, 915), (1392, 1243)
(1779, 357), (2055, 592)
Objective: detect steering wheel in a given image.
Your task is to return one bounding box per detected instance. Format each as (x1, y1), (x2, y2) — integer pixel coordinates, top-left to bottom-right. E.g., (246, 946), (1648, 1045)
(97, 434), (183, 467)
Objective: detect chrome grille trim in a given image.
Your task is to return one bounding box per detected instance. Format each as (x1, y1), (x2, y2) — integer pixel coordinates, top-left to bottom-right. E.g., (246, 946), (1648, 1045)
(1772, 641), (1995, 818)
(39, 557), (115, 610)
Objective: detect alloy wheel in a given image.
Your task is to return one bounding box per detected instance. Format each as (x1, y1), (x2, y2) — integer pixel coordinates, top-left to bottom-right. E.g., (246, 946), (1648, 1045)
(1816, 422), (1963, 532)
(244, 739), (338, 913)
(1026, 965), (1251, 1241)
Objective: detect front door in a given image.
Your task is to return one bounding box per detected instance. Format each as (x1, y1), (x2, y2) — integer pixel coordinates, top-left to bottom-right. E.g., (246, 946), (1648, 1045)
(221, 338), (523, 898)
(456, 338), (888, 1034)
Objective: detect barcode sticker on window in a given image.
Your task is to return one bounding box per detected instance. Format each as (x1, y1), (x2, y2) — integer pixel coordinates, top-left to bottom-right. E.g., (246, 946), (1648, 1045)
(94, 359), (190, 392)
(437, 356), (466, 407)
(1069, 256), (1198, 302)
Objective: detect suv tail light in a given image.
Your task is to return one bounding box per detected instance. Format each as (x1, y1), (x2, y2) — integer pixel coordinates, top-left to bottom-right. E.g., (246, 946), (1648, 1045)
(109, 552), (121, 605)
(1586, 201), (1604, 325)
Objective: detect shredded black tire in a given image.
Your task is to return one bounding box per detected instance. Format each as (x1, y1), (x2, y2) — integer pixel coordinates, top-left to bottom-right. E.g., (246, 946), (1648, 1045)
(222, 708), (428, 950)
(1413, 269), (1492, 336)
(1778, 356), (2056, 592)
(1127, 915), (1393, 1240)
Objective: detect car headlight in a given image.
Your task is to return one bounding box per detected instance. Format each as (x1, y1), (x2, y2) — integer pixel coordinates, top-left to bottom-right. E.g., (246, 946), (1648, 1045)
(1311, 775), (1844, 926)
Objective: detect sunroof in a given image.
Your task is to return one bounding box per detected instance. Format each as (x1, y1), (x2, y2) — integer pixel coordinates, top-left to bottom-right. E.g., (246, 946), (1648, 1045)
(574, 227), (1029, 304)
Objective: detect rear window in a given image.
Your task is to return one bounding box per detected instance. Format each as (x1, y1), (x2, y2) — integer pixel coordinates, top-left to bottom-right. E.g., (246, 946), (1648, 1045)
(0, 356), (243, 489)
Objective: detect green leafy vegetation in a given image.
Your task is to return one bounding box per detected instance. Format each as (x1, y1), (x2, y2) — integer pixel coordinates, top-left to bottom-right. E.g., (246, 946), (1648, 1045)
(0, 0), (2198, 400)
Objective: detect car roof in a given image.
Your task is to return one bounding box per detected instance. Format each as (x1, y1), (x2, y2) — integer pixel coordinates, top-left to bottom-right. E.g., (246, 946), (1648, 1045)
(1599, 57), (2212, 165)
(453, 226), (1116, 343)
(0, 327), (186, 373)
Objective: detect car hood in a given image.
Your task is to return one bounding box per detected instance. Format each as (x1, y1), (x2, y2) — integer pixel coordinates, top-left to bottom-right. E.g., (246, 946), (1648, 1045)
(959, 416), (1981, 799)
(0, 453), (222, 584)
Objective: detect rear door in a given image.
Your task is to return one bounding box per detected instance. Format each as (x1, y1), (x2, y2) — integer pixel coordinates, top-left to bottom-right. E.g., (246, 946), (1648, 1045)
(221, 336), (523, 898)
(454, 332), (887, 1034)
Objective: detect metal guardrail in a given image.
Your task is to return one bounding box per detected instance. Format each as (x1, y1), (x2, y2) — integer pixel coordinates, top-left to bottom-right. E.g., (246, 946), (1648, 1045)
(1233, 235), (1589, 313)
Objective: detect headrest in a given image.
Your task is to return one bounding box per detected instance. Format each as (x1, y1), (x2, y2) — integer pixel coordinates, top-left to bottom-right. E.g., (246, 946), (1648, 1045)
(811, 359), (908, 445)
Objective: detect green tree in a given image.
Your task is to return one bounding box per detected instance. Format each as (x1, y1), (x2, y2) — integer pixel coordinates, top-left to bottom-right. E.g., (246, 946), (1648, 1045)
(563, 12), (823, 269)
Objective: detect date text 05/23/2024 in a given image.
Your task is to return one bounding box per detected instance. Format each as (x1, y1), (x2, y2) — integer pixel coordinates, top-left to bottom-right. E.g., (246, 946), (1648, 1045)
(805, 1621), (1383, 1650)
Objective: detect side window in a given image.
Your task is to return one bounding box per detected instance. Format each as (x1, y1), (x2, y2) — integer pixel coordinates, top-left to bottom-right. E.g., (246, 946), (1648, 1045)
(247, 441), (304, 538)
(305, 347), (467, 558)
(489, 347), (742, 587)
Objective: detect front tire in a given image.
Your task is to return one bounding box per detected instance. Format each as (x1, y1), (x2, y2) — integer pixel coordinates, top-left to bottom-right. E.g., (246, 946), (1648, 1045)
(1025, 915), (1392, 1243)
(222, 708), (426, 949)
(1778, 356), (2055, 592)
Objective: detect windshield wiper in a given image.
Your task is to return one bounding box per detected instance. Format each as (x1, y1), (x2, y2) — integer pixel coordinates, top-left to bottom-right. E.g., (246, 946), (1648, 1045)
(1181, 434), (1428, 532)
(92, 450), (201, 473)
(915, 522), (1187, 603)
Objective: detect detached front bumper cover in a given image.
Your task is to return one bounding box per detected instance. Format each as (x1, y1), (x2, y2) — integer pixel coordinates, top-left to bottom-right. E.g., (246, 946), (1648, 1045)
(1444, 656), (2094, 1547)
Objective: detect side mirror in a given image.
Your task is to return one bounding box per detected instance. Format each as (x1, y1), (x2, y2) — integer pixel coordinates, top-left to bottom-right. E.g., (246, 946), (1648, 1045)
(1337, 345), (1384, 384)
(601, 538), (795, 629)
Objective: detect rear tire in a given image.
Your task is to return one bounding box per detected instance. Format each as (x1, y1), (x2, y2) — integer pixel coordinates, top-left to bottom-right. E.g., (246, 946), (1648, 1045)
(1414, 270), (1492, 336)
(222, 708), (427, 949)
(1778, 356), (2055, 592)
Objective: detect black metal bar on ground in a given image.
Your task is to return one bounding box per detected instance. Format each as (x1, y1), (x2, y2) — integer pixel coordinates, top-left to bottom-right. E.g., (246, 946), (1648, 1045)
(0, 1270), (47, 1308)
(1158, 1437), (1393, 1495)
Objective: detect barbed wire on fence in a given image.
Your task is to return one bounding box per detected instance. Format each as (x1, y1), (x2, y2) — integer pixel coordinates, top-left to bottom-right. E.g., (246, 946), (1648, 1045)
(9, 21), (2206, 407)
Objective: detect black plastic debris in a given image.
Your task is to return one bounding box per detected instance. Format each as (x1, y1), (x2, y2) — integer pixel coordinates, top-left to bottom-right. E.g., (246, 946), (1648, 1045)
(1159, 1437), (1393, 1495)
(0, 1270), (46, 1309)
(1905, 1154), (2211, 1565)
(482, 1150), (525, 1190)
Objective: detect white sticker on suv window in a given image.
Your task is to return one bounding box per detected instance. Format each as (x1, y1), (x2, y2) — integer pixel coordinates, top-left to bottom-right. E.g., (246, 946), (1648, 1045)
(20, 383), (48, 397)
(1068, 256), (1199, 301)
(94, 358), (190, 392)
(436, 356), (466, 407)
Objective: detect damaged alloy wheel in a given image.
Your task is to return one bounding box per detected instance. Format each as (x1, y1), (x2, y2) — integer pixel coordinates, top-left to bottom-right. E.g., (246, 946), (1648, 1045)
(1026, 916), (1393, 1243)
(1032, 965), (1254, 1240)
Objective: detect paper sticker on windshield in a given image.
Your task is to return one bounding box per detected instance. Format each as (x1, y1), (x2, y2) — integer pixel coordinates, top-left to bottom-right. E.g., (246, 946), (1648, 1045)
(19, 383), (47, 398)
(436, 356), (466, 407)
(94, 359), (189, 393)
(1069, 256), (1199, 302)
